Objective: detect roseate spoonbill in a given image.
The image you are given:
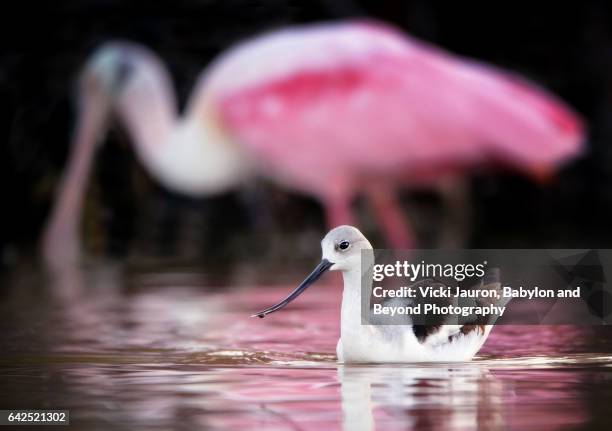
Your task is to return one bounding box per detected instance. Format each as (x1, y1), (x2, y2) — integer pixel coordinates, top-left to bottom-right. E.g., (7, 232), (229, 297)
(43, 21), (584, 268)
(253, 225), (505, 362)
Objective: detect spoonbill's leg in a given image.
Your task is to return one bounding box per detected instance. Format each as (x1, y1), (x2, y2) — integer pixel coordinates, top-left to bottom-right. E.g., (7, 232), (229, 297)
(324, 195), (355, 228)
(436, 177), (472, 248)
(365, 186), (414, 249)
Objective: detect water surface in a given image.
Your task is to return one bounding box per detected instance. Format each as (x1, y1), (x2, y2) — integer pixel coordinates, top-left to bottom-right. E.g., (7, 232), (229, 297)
(1, 263), (611, 430)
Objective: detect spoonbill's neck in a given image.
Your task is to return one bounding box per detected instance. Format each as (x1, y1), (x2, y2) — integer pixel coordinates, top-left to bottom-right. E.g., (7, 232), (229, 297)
(118, 95), (252, 196)
(115, 76), (176, 155)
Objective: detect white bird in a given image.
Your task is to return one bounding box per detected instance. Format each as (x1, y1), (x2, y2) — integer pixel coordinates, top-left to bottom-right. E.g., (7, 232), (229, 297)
(253, 225), (503, 362)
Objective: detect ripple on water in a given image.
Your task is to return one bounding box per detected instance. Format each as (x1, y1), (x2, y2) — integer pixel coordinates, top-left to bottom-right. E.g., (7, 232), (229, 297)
(1, 265), (611, 430)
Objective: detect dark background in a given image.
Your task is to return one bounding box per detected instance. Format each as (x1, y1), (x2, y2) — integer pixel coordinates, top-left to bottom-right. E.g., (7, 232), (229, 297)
(2, 1), (612, 266)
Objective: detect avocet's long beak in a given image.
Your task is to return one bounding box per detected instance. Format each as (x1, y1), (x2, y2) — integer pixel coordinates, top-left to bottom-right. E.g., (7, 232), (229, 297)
(252, 259), (334, 318)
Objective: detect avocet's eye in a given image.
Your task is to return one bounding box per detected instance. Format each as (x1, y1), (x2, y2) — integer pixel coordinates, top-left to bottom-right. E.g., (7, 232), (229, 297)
(338, 240), (350, 251)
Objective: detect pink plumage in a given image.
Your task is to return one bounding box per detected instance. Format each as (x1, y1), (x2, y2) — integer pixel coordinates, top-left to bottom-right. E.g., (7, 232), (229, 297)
(43, 21), (585, 268)
(217, 22), (582, 198)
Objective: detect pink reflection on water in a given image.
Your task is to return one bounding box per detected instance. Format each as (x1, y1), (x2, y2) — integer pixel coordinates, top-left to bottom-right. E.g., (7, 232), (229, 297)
(3, 267), (610, 430)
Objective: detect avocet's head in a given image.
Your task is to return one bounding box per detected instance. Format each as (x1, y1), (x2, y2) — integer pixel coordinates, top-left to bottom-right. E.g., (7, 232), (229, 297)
(321, 225), (373, 271)
(252, 226), (372, 318)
